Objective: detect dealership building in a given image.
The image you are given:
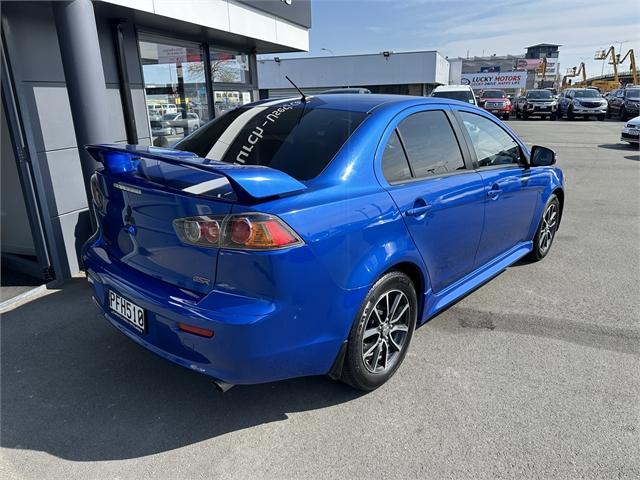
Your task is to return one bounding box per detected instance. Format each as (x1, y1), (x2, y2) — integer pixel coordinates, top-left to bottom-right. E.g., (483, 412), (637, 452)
(448, 44), (562, 94)
(0, 0), (311, 287)
(257, 50), (450, 98)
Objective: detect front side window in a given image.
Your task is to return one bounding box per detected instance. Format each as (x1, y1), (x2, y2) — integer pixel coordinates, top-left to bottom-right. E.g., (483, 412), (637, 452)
(381, 130), (412, 183)
(459, 111), (521, 167)
(175, 100), (367, 181)
(397, 111), (465, 178)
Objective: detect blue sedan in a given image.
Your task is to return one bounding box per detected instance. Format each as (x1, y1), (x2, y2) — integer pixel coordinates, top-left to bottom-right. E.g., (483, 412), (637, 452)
(82, 94), (565, 391)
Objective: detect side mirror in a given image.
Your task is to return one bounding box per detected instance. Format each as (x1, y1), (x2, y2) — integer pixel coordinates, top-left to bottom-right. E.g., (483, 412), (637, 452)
(530, 145), (556, 167)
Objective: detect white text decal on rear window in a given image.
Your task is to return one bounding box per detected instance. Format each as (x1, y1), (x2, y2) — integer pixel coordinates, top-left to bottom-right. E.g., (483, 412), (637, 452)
(235, 101), (300, 164)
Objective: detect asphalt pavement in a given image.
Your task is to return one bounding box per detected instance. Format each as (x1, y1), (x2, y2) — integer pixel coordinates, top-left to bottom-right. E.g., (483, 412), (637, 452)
(1, 118), (638, 480)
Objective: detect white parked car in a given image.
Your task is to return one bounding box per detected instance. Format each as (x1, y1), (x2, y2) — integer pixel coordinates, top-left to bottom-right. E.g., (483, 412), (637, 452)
(621, 115), (640, 145)
(431, 85), (477, 106)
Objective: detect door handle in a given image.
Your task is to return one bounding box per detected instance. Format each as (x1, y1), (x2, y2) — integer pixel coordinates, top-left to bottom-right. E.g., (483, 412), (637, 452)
(406, 204), (432, 217)
(487, 186), (502, 199)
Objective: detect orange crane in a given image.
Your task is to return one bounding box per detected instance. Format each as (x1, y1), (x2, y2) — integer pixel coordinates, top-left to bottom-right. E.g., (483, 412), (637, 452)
(618, 49), (638, 85)
(562, 63), (586, 88)
(592, 46), (622, 90)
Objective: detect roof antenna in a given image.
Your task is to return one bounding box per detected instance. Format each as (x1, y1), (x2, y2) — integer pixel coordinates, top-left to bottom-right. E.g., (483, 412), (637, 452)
(285, 75), (307, 102)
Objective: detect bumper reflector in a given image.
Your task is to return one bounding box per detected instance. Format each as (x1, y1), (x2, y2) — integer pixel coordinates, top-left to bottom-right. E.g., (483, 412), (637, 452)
(178, 322), (215, 338)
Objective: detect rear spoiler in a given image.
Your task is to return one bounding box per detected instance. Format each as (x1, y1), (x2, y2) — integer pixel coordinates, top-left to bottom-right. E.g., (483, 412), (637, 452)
(86, 144), (307, 201)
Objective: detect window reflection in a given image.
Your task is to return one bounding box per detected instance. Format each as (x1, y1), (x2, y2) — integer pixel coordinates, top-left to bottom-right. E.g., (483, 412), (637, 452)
(210, 52), (250, 84)
(139, 37), (210, 147)
(213, 91), (253, 117)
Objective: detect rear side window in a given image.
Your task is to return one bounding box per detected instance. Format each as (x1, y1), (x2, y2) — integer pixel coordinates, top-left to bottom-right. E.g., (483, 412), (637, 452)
(397, 111), (465, 178)
(175, 100), (367, 181)
(381, 130), (411, 183)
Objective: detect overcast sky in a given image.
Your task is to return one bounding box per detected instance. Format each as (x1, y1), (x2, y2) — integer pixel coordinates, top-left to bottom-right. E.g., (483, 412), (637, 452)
(269, 0), (640, 80)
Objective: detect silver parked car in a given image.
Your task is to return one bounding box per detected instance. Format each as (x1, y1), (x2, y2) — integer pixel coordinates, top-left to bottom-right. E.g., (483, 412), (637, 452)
(160, 113), (201, 134)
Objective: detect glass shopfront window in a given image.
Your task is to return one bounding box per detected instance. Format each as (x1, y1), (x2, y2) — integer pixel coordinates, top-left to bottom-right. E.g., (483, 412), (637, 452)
(139, 35), (210, 147)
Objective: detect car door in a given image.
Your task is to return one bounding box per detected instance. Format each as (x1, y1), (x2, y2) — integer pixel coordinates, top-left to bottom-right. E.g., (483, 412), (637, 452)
(559, 90), (571, 115)
(613, 89), (624, 115)
(455, 110), (541, 267)
(377, 107), (485, 293)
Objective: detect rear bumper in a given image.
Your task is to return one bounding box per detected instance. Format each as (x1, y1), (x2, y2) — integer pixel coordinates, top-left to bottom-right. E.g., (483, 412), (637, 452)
(83, 243), (365, 385)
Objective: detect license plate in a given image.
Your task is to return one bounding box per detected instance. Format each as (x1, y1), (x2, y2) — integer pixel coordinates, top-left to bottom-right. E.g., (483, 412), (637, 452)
(630, 129), (639, 135)
(491, 110), (499, 113)
(109, 290), (145, 332)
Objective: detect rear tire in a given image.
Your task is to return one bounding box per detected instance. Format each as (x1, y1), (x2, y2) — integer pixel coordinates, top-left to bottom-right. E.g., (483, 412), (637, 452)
(528, 194), (560, 262)
(341, 271), (417, 391)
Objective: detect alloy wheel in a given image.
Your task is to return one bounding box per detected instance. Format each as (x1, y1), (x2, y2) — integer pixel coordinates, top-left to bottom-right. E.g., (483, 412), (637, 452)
(539, 202), (558, 254)
(361, 289), (411, 374)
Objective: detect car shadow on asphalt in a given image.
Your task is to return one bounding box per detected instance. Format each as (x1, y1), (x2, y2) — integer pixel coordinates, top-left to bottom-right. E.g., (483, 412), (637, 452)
(0, 279), (362, 461)
(598, 143), (639, 152)
(430, 306), (640, 358)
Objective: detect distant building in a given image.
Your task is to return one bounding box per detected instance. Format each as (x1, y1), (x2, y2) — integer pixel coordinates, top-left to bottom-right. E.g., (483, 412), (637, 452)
(524, 44), (561, 89)
(257, 50), (450, 98)
(449, 44), (562, 93)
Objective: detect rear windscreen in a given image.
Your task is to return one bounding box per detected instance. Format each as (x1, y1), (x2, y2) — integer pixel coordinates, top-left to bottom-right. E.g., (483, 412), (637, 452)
(175, 100), (367, 181)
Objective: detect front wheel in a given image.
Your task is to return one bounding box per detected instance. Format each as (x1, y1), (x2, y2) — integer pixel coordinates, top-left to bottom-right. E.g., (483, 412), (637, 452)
(550, 113), (557, 121)
(567, 107), (575, 120)
(528, 194), (560, 261)
(597, 114), (605, 121)
(341, 271), (417, 391)
(620, 107), (629, 121)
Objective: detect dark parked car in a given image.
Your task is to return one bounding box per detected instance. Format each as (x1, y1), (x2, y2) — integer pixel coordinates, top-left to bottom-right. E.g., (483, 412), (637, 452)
(515, 90), (558, 120)
(606, 87), (640, 121)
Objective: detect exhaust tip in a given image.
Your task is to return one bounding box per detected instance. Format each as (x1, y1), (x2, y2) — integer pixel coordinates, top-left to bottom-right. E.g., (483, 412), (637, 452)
(213, 380), (234, 393)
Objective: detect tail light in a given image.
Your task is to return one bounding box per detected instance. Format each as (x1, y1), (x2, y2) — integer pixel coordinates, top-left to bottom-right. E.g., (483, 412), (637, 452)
(90, 173), (107, 214)
(173, 213), (302, 250)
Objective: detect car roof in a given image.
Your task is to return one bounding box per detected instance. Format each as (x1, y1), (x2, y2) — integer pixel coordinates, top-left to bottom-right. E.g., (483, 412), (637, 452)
(249, 94), (463, 114)
(433, 85), (472, 91)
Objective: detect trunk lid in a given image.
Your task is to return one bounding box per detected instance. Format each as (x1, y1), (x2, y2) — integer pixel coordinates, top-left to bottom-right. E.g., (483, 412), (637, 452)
(88, 144), (306, 294)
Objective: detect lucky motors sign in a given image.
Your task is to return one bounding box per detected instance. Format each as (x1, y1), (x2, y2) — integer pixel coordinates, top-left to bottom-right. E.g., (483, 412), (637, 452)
(461, 71), (527, 89)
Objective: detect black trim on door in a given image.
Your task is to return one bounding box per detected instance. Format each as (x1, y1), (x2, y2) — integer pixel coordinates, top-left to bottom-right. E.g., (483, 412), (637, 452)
(112, 20), (138, 144)
(1, 30), (56, 281)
